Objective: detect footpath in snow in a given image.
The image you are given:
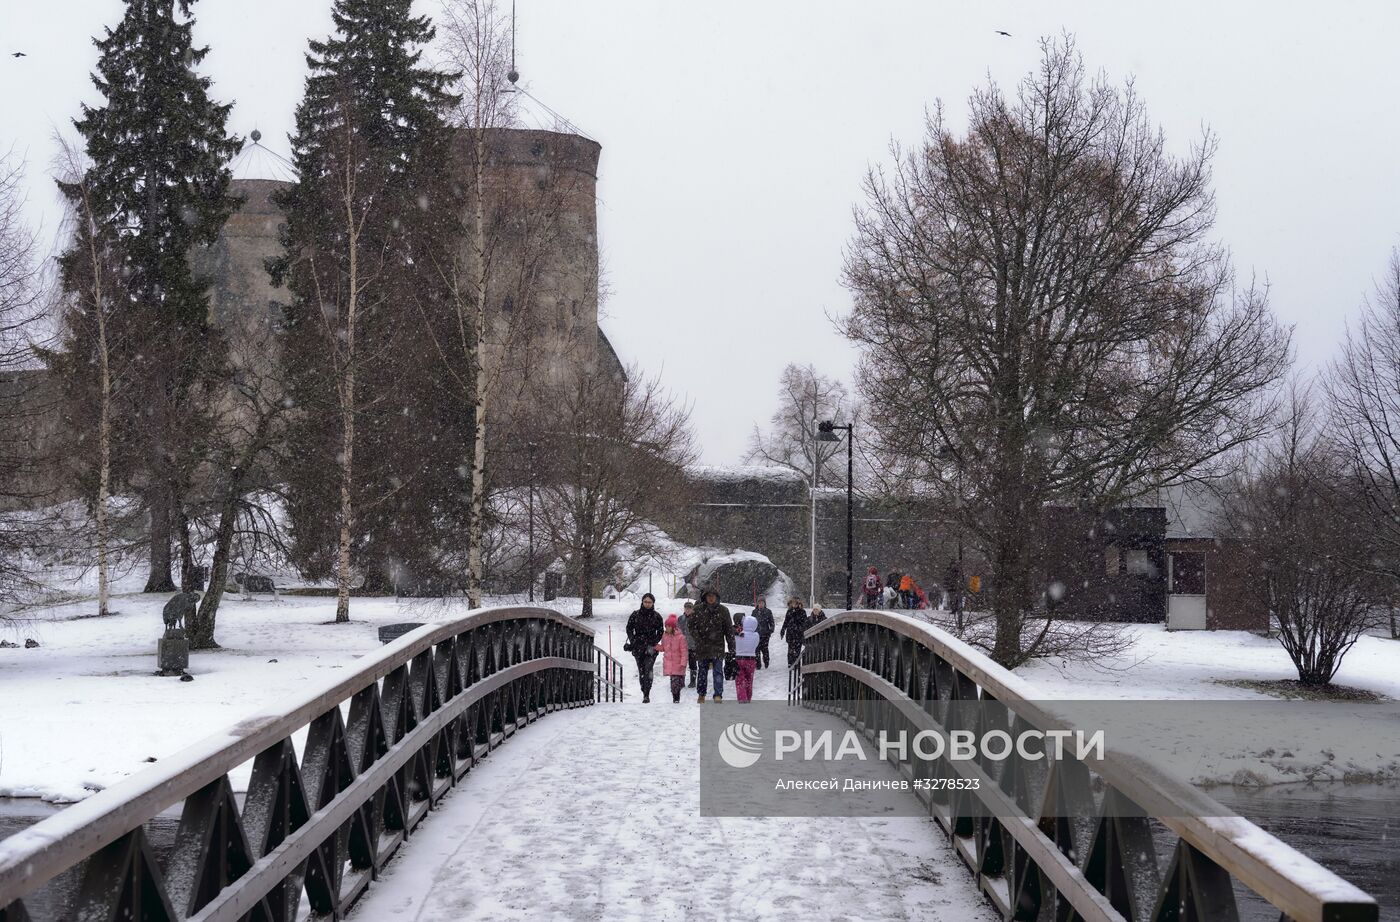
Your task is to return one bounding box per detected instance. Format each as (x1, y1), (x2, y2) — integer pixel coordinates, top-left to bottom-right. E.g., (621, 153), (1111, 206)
(347, 669), (994, 922)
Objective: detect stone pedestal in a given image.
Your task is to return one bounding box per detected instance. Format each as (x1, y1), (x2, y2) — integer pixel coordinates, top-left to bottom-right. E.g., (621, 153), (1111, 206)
(158, 630), (189, 675)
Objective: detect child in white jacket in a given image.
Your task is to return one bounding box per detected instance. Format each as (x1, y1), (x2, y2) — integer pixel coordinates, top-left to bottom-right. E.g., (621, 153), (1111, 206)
(734, 613), (760, 702)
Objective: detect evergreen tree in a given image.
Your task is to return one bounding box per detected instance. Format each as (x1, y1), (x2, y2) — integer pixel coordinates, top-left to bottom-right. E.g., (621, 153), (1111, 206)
(53, 0), (240, 592)
(272, 0), (468, 620)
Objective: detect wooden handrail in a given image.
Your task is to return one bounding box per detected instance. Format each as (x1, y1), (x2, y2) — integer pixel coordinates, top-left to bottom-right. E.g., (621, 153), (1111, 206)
(0, 605), (598, 918)
(799, 610), (1379, 922)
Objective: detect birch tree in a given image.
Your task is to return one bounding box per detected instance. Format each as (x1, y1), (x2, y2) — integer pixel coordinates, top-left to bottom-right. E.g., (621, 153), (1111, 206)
(438, 0), (599, 605)
(439, 0), (516, 608)
(274, 0), (460, 622)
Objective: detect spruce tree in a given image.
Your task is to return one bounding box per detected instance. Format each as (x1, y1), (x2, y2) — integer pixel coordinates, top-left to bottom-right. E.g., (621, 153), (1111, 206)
(272, 0), (467, 620)
(54, 0), (240, 592)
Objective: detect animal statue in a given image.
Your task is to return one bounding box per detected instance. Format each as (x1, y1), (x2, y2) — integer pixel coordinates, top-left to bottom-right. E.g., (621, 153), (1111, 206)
(162, 591), (200, 632)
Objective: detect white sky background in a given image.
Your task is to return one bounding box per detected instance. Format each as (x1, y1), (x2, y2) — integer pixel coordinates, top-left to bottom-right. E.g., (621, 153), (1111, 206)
(3, 1), (1400, 465)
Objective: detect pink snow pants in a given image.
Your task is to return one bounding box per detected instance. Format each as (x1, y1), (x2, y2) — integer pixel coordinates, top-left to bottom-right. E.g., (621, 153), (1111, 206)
(735, 656), (757, 702)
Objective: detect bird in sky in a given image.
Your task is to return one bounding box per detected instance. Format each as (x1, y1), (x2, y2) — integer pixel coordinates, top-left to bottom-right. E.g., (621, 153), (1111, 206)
(11, 52), (27, 58)
(995, 31), (1012, 37)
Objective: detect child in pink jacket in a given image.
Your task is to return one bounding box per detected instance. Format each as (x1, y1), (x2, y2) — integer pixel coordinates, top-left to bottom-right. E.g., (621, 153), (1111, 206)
(656, 614), (690, 703)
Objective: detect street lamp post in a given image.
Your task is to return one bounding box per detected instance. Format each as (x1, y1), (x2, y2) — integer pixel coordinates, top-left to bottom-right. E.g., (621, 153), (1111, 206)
(527, 441), (537, 602)
(818, 420), (854, 609)
(809, 452), (818, 605)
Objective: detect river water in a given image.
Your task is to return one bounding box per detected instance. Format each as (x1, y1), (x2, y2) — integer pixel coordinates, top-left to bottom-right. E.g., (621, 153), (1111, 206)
(1211, 783), (1400, 922)
(1, 784), (1396, 920)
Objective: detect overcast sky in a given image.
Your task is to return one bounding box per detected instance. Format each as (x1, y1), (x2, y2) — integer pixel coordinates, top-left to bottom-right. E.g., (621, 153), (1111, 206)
(4, 1), (1400, 464)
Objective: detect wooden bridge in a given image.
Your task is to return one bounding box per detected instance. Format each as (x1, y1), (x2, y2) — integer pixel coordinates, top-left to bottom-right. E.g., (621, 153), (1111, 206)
(0, 607), (1378, 921)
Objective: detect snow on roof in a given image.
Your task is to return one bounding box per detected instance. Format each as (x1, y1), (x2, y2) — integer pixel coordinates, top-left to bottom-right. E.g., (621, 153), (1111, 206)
(229, 136), (297, 183)
(696, 550), (772, 573)
(687, 463), (804, 485)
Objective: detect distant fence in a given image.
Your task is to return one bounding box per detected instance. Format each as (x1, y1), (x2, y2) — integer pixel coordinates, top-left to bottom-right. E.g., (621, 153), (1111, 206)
(789, 610), (1378, 922)
(0, 606), (611, 921)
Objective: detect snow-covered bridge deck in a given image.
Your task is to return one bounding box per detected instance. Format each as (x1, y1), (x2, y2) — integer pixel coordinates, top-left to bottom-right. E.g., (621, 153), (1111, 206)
(347, 665), (993, 922)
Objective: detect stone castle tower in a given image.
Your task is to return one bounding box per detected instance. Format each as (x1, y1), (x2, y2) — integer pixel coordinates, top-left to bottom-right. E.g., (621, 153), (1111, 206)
(0, 128), (621, 510)
(208, 127), (622, 392)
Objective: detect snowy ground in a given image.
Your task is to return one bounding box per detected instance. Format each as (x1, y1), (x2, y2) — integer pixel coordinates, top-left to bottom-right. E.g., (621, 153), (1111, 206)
(0, 588), (470, 802)
(1013, 620), (1400, 788)
(1012, 620), (1400, 702)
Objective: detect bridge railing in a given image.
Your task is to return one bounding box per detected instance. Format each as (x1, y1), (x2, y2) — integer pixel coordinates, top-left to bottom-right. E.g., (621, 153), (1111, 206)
(595, 645), (626, 701)
(793, 610), (1379, 922)
(0, 605), (603, 922)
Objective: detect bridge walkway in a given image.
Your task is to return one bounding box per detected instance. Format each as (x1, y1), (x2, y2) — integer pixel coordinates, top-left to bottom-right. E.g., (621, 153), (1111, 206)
(348, 658), (994, 922)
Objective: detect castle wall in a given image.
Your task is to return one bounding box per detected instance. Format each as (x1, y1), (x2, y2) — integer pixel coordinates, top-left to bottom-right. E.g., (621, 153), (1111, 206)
(0, 370), (71, 511)
(660, 469), (957, 606)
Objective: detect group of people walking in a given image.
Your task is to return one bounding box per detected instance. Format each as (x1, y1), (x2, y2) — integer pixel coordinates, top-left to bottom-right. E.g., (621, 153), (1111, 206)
(622, 591), (828, 703)
(858, 566), (929, 609)
(857, 564), (971, 613)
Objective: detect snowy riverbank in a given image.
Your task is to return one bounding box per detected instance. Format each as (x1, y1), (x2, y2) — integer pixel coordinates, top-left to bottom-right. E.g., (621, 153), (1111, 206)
(2, 593), (1397, 802)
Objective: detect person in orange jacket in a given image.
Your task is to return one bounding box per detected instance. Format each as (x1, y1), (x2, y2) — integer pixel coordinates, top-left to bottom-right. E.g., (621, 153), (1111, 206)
(898, 573), (916, 609)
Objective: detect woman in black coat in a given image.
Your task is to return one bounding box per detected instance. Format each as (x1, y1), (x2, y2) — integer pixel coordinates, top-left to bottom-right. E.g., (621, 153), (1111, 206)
(780, 598), (808, 666)
(624, 593), (665, 702)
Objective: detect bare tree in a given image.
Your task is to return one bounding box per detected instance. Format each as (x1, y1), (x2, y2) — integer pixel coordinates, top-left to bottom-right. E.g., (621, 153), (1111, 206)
(1329, 247), (1400, 638)
(436, 0), (599, 605)
(531, 366), (696, 618)
(50, 138), (124, 617)
(842, 38), (1290, 667)
(185, 330), (290, 648)
(744, 363), (850, 486)
(0, 152), (48, 608)
(1224, 384), (1384, 685)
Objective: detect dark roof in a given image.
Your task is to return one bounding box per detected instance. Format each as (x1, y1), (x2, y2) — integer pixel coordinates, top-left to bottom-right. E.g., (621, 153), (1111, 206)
(597, 326), (626, 383)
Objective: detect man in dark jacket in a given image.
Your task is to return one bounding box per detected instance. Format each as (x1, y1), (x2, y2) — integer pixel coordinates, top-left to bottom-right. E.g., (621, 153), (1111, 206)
(689, 588), (734, 702)
(942, 560), (964, 619)
(751, 597), (775, 669)
(624, 593), (665, 702)
(780, 598), (807, 666)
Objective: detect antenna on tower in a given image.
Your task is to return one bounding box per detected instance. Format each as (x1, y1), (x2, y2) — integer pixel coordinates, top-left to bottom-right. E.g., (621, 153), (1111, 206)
(507, 0), (519, 84)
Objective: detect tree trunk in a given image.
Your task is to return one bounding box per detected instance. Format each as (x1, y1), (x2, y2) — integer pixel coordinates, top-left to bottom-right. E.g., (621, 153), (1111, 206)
(190, 491), (239, 650)
(144, 488), (175, 592)
(465, 126), (489, 609)
(333, 160), (360, 626)
(94, 243), (111, 618)
(336, 333), (355, 624)
(989, 462), (1027, 667)
(579, 544), (593, 618)
(177, 504), (197, 592)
